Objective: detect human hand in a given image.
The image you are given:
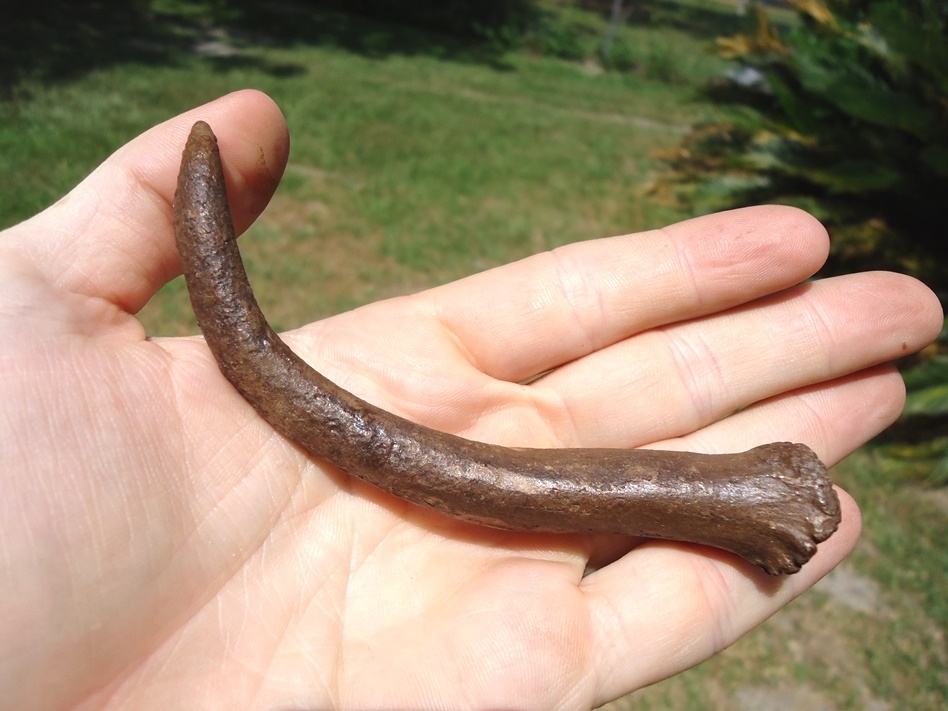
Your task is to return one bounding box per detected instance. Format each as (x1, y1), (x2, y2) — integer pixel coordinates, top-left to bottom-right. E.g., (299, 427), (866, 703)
(1, 90), (941, 710)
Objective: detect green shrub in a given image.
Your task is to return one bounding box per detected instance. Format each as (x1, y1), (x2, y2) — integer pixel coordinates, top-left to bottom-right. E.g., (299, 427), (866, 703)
(658, 0), (948, 297)
(654, 0), (948, 474)
(600, 37), (639, 72)
(534, 19), (587, 60)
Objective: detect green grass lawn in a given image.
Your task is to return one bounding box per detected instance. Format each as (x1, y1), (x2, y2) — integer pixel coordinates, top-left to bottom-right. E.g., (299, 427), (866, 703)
(1, 1), (735, 332)
(2, 1), (945, 709)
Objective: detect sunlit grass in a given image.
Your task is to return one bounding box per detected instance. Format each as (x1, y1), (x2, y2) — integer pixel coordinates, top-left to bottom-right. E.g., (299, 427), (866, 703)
(2, 4), (728, 331)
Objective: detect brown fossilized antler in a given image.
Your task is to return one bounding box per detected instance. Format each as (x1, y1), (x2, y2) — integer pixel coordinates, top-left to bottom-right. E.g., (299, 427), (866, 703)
(173, 120), (841, 575)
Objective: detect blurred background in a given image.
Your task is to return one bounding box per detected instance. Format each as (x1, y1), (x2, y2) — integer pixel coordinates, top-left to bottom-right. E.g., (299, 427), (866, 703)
(2, 1), (945, 708)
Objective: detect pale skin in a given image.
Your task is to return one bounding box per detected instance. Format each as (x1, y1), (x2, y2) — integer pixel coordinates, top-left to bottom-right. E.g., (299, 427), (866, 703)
(0, 90), (942, 710)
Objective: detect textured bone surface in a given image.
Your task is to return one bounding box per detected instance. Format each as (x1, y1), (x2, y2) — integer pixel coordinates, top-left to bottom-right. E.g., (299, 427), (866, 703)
(173, 120), (841, 575)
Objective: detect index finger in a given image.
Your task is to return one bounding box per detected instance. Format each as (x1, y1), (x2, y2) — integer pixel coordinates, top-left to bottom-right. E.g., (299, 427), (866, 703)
(424, 206), (829, 382)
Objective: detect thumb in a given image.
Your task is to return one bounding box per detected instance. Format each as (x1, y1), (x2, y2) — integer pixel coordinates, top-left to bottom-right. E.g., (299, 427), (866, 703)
(1, 89), (289, 316)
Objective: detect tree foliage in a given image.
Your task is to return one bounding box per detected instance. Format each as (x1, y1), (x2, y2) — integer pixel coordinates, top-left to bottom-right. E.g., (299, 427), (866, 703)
(655, 0), (948, 475)
(659, 0), (948, 297)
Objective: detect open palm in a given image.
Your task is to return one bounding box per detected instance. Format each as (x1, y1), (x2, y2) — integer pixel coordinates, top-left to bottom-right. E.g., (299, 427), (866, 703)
(0, 91), (940, 710)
